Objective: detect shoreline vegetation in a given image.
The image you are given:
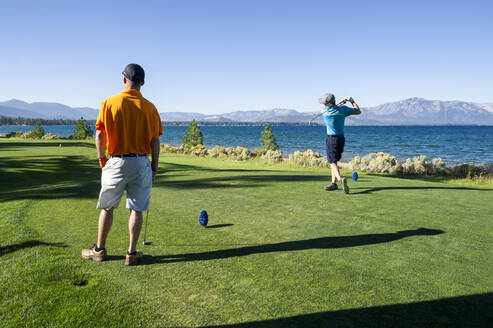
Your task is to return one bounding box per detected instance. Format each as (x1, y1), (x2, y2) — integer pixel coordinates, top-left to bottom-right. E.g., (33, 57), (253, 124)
(0, 118), (93, 140)
(2, 127), (492, 184)
(160, 143), (493, 184)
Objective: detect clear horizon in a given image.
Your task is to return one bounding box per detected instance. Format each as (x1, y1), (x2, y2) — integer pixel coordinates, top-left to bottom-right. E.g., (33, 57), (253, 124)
(1, 0), (492, 114)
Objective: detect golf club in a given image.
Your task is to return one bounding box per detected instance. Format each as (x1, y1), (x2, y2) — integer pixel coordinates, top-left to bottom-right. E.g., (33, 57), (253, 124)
(142, 209), (150, 245)
(308, 112), (324, 126)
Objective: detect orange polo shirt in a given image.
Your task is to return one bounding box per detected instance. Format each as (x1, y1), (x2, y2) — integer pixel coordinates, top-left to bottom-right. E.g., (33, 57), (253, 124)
(95, 89), (163, 155)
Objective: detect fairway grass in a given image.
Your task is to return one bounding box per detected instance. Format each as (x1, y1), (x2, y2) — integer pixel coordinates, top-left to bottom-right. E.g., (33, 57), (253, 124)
(1, 139), (492, 327)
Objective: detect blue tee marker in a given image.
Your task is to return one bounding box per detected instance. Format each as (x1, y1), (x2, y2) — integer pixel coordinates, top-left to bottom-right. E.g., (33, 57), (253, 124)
(352, 172), (358, 181)
(199, 210), (208, 227)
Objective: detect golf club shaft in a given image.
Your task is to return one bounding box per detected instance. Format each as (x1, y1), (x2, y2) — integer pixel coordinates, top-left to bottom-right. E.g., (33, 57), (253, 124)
(143, 210), (149, 242)
(309, 112), (324, 125)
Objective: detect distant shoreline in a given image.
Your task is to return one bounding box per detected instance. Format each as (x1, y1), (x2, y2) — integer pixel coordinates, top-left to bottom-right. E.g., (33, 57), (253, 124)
(1, 121), (492, 127)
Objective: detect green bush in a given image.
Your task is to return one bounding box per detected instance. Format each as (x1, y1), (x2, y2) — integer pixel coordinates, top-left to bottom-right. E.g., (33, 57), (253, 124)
(72, 117), (94, 140)
(31, 123), (45, 139)
(260, 124), (279, 151)
(182, 120), (203, 146)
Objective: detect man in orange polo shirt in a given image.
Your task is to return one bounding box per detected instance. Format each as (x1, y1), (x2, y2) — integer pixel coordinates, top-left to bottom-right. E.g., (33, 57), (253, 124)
(82, 63), (163, 266)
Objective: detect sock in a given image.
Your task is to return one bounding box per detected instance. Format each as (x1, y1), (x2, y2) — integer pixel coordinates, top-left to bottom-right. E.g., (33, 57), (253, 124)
(94, 245), (105, 252)
(127, 251), (137, 256)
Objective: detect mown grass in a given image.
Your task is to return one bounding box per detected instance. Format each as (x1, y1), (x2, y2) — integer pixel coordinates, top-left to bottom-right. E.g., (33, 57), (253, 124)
(1, 139), (492, 327)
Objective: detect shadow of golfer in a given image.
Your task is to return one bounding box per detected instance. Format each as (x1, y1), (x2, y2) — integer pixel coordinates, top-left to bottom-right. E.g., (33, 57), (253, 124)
(0, 240), (67, 257)
(206, 224), (234, 229)
(137, 228), (443, 265)
(195, 292), (493, 328)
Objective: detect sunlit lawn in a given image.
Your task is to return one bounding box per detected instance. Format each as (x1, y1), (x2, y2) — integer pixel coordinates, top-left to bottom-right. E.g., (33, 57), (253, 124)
(1, 139), (492, 327)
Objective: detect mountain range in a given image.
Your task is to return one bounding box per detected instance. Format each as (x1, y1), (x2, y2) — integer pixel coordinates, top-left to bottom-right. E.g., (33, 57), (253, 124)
(1, 98), (493, 125)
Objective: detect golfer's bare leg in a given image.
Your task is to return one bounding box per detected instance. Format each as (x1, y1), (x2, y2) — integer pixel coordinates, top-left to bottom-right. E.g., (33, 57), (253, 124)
(128, 210), (143, 253)
(330, 163), (342, 183)
(97, 209), (114, 249)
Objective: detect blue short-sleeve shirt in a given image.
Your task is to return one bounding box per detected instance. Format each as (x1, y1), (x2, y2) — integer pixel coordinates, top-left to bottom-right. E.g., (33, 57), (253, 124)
(322, 105), (356, 135)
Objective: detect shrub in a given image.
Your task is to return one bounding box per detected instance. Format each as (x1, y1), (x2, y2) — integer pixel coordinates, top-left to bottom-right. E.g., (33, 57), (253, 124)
(42, 133), (64, 140)
(349, 152), (493, 180)
(190, 144), (208, 157)
(21, 131), (33, 139)
(251, 148), (266, 158)
(31, 123), (45, 139)
(6, 131), (24, 138)
(182, 120), (203, 147)
(287, 149), (328, 168)
(350, 152), (399, 174)
(260, 124), (279, 151)
(72, 117), (94, 140)
(232, 146), (250, 161)
(260, 149), (283, 163)
(161, 144), (179, 153)
(178, 144), (192, 154)
(209, 145), (227, 158)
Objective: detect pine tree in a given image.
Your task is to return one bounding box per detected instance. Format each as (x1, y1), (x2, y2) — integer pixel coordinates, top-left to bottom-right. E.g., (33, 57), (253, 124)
(72, 117), (94, 140)
(260, 123), (279, 151)
(31, 122), (45, 139)
(182, 119), (204, 146)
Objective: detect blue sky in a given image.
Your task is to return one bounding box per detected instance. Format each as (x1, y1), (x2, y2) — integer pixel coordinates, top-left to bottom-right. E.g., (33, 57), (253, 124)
(1, 0), (492, 113)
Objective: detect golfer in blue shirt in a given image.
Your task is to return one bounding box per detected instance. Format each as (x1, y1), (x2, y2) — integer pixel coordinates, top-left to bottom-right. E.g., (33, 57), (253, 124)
(319, 93), (361, 193)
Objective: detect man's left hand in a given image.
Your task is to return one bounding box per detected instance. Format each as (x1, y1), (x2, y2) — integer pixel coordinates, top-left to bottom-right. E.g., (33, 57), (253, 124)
(99, 157), (109, 168)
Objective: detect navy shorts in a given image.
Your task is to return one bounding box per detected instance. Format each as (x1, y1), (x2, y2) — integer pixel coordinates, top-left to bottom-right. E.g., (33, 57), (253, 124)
(326, 135), (345, 163)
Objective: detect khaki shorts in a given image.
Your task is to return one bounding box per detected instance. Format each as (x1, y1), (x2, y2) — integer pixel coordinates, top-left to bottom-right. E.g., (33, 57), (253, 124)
(97, 156), (152, 212)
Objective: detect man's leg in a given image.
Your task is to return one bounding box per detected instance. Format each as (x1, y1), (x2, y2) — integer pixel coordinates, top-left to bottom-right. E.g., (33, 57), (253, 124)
(330, 162), (342, 183)
(82, 209), (113, 261)
(97, 209), (114, 249)
(330, 163), (341, 183)
(128, 210), (143, 254)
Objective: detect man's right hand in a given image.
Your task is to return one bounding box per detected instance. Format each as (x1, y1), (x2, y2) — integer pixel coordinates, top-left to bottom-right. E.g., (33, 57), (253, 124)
(99, 157), (109, 168)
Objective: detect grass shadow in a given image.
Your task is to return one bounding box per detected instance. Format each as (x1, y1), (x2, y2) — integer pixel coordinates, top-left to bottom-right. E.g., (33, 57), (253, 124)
(0, 240), (67, 257)
(365, 171), (493, 185)
(198, 292), (493, 327)
(351, 186), (492, 194)
(154, 174), (329, 190)
(0, 155), (100, 201)
(206, 224), (234, 229)
(162, 162), (284, 174)
(127, 228), (444, 265)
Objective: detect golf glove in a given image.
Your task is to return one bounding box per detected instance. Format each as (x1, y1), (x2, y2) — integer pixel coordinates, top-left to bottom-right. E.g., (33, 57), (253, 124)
(344, 96), (354, 103)
(99, 156), (109, 168)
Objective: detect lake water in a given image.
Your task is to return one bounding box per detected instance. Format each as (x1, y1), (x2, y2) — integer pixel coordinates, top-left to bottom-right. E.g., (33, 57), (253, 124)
(1, 124), (492, 165)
